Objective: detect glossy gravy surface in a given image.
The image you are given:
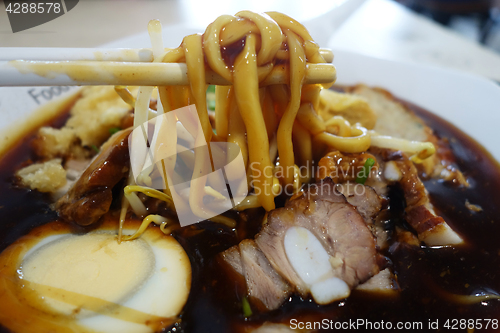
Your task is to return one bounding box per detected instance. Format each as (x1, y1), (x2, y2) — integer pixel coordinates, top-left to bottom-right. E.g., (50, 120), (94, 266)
(0, 93), (499, 333)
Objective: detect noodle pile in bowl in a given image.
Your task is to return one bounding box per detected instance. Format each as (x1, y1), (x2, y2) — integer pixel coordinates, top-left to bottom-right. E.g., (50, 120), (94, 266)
(118, 11), (436, 241)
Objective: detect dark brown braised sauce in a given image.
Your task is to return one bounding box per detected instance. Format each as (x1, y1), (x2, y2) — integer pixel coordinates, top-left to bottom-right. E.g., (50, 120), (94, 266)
(0, 92), (499, 333)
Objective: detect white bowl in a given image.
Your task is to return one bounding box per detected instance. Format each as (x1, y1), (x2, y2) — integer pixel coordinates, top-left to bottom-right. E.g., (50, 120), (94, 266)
(331, 49), (500, 162)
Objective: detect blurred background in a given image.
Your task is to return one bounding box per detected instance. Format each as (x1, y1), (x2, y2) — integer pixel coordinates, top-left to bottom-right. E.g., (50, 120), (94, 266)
(1, 0), (499, 80)
(395, 0), (500, 52)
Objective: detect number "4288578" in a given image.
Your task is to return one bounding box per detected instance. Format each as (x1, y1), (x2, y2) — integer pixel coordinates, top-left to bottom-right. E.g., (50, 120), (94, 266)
(5, 2), (61, 14)
(444, 318), (498, 330)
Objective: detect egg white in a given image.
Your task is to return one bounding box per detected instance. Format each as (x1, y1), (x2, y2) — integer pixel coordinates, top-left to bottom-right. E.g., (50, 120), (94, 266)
(0, 219), (191, 333)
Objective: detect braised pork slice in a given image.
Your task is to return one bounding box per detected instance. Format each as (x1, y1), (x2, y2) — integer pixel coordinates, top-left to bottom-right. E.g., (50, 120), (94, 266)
(257, 179), (379, 292)
(55, 129), (131, 226)
(221, 245), (244, 276)
(316, 150), (377, 184)
(335, 183), (390, 248)
(254, 209), (309, 296)
(316, 149), (388, 197)
(374, 148), (463, 245)
(314, 151), (389, 247)
(335, 183), (384, 223)
(221, 240), (292, 311)
(221, 179), (381, 311)
(239, 240), (292, 310)
(356, 268), (399, 295)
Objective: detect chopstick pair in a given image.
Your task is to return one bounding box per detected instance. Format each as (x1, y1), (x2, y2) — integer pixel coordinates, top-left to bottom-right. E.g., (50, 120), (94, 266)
(0, 48), (335, 87)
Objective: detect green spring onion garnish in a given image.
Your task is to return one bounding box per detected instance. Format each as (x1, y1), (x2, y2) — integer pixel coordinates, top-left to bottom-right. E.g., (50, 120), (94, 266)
(355, 157), (375, 184)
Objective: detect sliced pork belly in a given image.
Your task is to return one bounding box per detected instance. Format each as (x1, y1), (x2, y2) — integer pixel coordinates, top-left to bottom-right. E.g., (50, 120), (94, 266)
(239, 240), (292, 310)
(316, 149), (389, 197)
(373, 148), (463, 246)
(221, 179), (381, 310)
(55, 129), (131, 226)
(253, 209), (309, 296)
(221, 245), (244, 276)
(316, 148), (462, 246)
(316, 150), (378, 184)
(314, 151), (390, 247)
(257, 179), (379, 302)
(356, 268), (399, 295)
(221, 241), (292, 311)
(335, 182), (384, 223)
(335, 183), (390, 249)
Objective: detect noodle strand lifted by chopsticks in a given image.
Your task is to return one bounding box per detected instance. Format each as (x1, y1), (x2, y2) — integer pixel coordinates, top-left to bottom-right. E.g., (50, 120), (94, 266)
(115, 11), (436, 240)
(233, 33), (275, 211)
(277, 31), (305, 186)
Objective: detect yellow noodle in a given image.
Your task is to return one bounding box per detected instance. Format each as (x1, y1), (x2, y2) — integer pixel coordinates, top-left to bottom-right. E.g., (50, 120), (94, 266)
(275, 49), (289, 60)
(315, 125), (371, 153)
(233, 34), (275, 211)
(168, 86), (190, 111)
(260, 88), (279, 138)
(227, 95), (249, 168)
(266, 12), (313, 42)
(122, 214), (169, 241)
(219, 19), (260, 46)
(236, 11), (282, 66)
(325, 116), (352, 137)
(235, 195), (261, 211)
(269, 135), (278, 163)
(204, 15), (236, 82)
(296, 103), (325, 134)
(256, 63), (275, 82)
(370, 135), (436, 160)
(158, 49), (188, 113)
(160, 221), (178, 234)
(114, 86), (136, 107)
(187, 122), (217, 219)
(292, 164), (302, 194)
(304, 40), (326, 64)
(292, 122), (312, 182)
(214, 85), (232, 139)
(301, 84), (321, 109)
(277, 31), (305, 185)
(161, 47), (184, 63)
(205, 143), (228, 192)
(183, 34), (212, 143)
(124, 185), (174, 207)
(118, 195), (130, 243)
(158, 87), (172, 113)
(269, 84), (289, 117)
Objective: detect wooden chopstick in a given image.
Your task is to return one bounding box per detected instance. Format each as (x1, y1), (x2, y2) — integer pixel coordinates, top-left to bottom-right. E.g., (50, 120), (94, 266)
(0, 47), (334, 63)
(0, 60), (336, 87)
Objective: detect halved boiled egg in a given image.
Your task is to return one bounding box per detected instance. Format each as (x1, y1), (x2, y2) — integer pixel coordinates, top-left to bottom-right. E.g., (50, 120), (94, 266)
(0, 218), (191, 333)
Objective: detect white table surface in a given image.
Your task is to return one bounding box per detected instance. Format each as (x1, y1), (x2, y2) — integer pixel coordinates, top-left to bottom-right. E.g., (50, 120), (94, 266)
(328, 0), (500, 82)
(1, 0), (500, 81)
(0, 0), (354, 47)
